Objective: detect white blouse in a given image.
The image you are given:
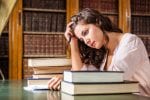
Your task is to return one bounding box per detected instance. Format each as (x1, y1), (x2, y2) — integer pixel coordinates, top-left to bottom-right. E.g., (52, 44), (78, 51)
(81, 33), (150, 96)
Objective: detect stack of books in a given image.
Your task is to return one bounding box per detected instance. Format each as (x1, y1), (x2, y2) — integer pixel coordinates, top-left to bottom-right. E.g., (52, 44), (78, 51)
(26, 58), (71, 90)
(28, 58), (71, 79)
(61, 71), (139, 95)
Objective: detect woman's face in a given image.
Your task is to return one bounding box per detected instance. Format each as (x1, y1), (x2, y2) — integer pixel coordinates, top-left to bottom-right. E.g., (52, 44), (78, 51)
(74, 23), (105, 49)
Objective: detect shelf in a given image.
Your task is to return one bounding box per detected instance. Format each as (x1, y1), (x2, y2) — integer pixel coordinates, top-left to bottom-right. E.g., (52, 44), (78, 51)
(101, 12), (118, 15)
(23, 8), (66, 13)
(0, 55), (8, 58)
(23, 31), (64, 35)
(23, 55), (67, 58)
(137, 35), (150, 39)
(2, 31), (9, 34)
(131, 13), (150, 17)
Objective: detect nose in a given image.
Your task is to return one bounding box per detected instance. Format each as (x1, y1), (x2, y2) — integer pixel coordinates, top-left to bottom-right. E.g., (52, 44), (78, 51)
(85, 38), (90, 45)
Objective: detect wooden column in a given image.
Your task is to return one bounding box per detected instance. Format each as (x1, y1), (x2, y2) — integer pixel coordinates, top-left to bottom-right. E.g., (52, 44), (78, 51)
(9, 0), (23, 80)
(66, 0), (79, 58)
(119, 0), (131, 33)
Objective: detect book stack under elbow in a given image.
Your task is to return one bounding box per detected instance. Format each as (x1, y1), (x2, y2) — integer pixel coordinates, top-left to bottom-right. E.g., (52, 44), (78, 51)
(26, 58), (71, 90)
(61, 71), (139, 95)
(28, 58), (71, 79)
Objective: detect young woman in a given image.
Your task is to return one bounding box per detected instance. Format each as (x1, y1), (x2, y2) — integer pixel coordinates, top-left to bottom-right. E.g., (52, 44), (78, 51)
(48, 8), (150, 96)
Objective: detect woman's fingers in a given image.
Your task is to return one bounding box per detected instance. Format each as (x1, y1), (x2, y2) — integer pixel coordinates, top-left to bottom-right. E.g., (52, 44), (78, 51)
(53, 79), (61, 90)
(47, 75), (62, 90)
(48, 78), (55, 90)
(67, 22), (74, 28)
(64, 22), (75, 41)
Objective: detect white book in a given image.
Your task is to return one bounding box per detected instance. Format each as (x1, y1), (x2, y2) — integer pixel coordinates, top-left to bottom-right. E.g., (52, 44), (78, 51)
(27, 78), (51, 90)
(28, 58), (71, 67)
(61, 81), (139, 95)
(64, 71), (124, 83)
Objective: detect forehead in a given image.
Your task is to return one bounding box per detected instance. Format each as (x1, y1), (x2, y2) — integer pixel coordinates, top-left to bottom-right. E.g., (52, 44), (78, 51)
(74, 24), (88, 37)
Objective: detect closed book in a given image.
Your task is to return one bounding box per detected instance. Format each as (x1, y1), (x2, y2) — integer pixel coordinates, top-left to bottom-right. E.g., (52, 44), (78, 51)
(64, 71), (124, 83)
(33, 66), (71, 74)
(27, 78), (51, 90)
(32, 73), (62, 79)
(28, 58), (71, 67)
(61, 81), (139, 95)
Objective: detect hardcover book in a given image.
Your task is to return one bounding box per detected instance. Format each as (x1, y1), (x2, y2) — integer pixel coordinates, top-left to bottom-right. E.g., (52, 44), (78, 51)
(63, 71), (124, 83)
(27, 78), (51, 90)
(32, 73), (62, 79)
(61, 81), (139, 95)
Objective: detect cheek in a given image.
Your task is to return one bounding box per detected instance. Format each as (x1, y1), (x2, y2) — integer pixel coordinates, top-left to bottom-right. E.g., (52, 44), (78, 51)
(95, 33), (104, 49)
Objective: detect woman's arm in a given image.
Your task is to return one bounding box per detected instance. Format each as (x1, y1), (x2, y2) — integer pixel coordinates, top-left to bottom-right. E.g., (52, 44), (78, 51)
(70, 37), (83, 70)
(64, 22), (84, 70)
(48, 22), (84, 90)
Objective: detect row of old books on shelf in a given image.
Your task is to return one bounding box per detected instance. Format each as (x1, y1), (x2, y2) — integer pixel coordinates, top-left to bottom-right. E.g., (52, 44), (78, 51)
(131, 0), (150, 14)
(80, 0), (118, 13)
(141, 37), (150, 55)
(23, 12), (66, 32)
(23, 34), (66, 56)
(26, 65), (139, 95)
(131, 16), (150, 35)
(23, 0), (66, 10)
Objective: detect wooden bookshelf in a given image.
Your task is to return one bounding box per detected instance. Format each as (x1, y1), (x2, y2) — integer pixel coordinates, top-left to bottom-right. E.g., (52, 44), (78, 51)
(8, 0), (149, 79)
(23, 31), (64, 35)
(23, 8), (66, 13)
(79, 0), (119, 26)
(21, 0), (67, 79)
(23, 55), (66, 58)
(131, 0), (150, 55)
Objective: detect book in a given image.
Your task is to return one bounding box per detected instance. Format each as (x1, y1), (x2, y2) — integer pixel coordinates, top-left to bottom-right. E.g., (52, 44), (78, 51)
(61, 81), (139, 95)
(27, 78), (51, 90)
(28, 58), (71, 67)
(33, 66), (71, 74)
(32, 73), (62, 79)
(63, 71), (124, 83)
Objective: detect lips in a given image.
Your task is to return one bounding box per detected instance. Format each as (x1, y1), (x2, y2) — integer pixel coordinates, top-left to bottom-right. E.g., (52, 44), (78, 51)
(91, 41), (95, 47)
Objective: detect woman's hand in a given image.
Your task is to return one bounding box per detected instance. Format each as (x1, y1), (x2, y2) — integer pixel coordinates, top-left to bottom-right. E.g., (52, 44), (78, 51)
(64, 22), (75, 42)
(47, 75), (63, 91)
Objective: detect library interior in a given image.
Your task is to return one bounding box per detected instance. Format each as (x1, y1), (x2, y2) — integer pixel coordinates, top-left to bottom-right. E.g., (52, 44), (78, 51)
(0, 0), (150, 99)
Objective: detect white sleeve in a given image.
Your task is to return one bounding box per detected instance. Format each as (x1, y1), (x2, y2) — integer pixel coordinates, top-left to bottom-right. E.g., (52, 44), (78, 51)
(111, 37), (150, 96)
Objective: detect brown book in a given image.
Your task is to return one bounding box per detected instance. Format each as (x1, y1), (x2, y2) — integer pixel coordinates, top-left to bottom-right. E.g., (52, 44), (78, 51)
(33, 66), (71, 74)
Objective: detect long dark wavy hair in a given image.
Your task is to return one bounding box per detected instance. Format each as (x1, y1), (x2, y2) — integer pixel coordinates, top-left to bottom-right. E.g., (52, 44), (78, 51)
(70, 8), (122, 69)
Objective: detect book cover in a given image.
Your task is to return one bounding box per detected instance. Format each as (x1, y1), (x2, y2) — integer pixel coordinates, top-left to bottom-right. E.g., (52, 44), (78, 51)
(64, 70), (124, 83)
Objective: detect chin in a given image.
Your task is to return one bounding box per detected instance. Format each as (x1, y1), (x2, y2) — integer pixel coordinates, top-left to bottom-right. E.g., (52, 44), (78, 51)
(95, 44), (102, 49)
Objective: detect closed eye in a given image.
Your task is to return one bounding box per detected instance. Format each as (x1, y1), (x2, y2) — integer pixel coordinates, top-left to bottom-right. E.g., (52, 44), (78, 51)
(82, 30), (89, 36)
